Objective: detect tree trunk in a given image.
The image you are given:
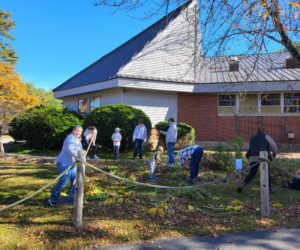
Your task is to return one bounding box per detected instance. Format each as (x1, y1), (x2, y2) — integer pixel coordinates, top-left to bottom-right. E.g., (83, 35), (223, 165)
(0, 125), (4, 157)
(270, 0), (300, 64)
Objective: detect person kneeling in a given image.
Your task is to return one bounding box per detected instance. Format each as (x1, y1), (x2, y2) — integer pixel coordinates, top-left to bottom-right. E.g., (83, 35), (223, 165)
(148, 146), (164, 182)
(178, 145), (204, 184)
(283, 169), (300, 190)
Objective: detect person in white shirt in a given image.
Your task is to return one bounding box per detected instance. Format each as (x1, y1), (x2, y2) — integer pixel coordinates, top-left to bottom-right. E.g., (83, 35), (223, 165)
(132, 119), (147, 159)
(83, 126), (99, 160)
(159, 117), (177, 167)
(111, 127), (122, 160)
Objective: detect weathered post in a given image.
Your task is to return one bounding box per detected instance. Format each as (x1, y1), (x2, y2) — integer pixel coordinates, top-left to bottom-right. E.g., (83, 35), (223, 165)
(259, 151), (269, 217)
(73, 150), (86, 228)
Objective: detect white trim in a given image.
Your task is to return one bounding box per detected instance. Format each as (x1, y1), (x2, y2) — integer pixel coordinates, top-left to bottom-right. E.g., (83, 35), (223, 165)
(258, 94), (261, 114)
(236, 94), (239, 114)
(280, 93), (284, 114)
(54, 77), (300, 99)
(54, 79), (118, 99)
(118, 78), (300, 94)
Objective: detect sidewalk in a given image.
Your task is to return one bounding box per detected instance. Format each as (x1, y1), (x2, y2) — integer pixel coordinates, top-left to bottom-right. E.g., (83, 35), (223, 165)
(92, 227), (300, 250)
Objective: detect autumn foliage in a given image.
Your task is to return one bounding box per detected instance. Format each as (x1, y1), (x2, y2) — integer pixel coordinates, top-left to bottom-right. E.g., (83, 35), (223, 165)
(0, 62), (39, 120)
(0, 62), (39, 154)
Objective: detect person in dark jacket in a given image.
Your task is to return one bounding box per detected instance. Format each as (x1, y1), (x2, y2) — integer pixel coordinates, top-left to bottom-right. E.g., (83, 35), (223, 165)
(282, 169), (300, 190)
(237, 127), (277, 193)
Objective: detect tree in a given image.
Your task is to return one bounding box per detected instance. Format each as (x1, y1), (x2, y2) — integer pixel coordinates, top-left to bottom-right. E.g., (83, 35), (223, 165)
(97, 0), (300, 64)
(0, 62), (39, 156)
(275, 41), (300, 53)
(26, 83), (62, 109)
(0, 9), (18, 65)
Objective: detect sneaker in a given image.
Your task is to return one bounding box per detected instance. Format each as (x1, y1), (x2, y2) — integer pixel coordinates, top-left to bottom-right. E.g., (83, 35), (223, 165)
(94, 156), (99, 160)
(86, 156), (91, 160)
(48, 199), (57, 207)
(168, 164), (175, 168)
(186, 178), (194, 184)
(148, 177), (156, 182)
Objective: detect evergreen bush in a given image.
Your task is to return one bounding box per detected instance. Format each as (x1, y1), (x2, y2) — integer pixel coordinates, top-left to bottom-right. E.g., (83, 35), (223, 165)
(9, 105), (83, 149)
(83, 104), (152, 150)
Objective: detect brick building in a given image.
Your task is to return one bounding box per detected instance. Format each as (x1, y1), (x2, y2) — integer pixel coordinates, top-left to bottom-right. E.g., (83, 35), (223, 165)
(53, 0), (300, 147)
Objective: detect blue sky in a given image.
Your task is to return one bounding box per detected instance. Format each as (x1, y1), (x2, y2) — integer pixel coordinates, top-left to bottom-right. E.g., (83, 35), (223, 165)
(1, 0), (160, 91)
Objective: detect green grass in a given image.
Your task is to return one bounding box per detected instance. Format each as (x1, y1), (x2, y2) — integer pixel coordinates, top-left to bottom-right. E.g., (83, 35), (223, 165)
(0, 158), (299, 249)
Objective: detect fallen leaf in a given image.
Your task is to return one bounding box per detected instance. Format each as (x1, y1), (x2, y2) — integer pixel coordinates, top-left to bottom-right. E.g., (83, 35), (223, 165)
(213, 196), (220, 200)
(188, 205), (194, 211)
(273, 203), (282, 207)
(158, 208), (165, 217)
(147, 207), (157, 216)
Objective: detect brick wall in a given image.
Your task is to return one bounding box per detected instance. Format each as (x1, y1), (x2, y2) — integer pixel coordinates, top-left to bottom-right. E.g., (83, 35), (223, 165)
(178, 93), (300, 144)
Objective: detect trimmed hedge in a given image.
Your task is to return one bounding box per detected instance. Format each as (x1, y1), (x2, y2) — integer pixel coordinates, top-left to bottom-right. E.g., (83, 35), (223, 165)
(9, 105), (83, 149)
(83, 104), (152, 150)
(155, 121), (195, 148)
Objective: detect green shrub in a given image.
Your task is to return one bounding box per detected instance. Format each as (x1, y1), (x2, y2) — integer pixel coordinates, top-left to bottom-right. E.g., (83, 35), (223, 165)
(83, 104), (152, 150)
(9, 105), (83, 149)
(155, 121), (195, 148)
(212, 144), (235, 171)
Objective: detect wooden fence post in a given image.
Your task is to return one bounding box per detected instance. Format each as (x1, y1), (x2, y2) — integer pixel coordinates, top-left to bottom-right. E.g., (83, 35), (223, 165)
(259, 151), (269, 217)
(73, 150), (86, 228)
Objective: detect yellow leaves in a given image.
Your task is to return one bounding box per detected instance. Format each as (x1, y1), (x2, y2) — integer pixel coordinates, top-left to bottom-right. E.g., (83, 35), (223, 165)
(158, 208), (165, 217)
(125, 199), (132, 205)
(232, 199), (244, 206)
(0, 62), (39, 122)
(273, 203), (283, 207)
(212, 196), (220, 200)
(159, 203), (167, 208)
(147, 207), (157, 216)
(188, 205), (194, 211)
(289, 2), (300, 8)
(104, 198), (115, 205)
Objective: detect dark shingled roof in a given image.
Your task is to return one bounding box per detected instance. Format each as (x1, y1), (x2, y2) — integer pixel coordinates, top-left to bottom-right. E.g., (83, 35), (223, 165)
(54, 0), (192, 91)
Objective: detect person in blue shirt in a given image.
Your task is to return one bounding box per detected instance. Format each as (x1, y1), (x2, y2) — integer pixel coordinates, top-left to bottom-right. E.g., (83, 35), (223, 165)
(178, 145), (204, 184)
(159, 118), (177, 167)
(132, 119), (147, 160)
(49, 125), (83, 207)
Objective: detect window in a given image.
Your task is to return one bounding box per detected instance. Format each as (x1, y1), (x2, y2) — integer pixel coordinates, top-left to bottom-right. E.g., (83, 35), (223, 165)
(261, 94), (281, 113)
(239, 94), (257, 113)
(261, 94), (280, 106)
(218, 95), (236, 106)
(89, 97), (101, 111)
(78, 98), (88, 115)
(284, 93), (300, 113)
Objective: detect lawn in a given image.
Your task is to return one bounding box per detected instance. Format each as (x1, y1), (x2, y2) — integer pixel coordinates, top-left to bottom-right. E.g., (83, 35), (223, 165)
(0, 157), (299, 249)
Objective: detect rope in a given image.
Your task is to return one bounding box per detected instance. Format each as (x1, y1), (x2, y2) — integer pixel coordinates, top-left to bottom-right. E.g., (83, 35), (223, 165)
(268, 160), (298, 178)
(0, 162), (76, 212)
(78, 159), (262, 190)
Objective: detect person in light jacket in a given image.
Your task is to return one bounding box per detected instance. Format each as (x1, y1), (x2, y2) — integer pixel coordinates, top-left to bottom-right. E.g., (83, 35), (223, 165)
(83, 126), (99, 160)
(132, 119), (147, 160)
(49, 125), (83, 207)
(159, 118), (177, 167)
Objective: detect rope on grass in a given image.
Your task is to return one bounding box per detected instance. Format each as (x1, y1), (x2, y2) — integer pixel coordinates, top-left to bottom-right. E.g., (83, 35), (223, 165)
(0, 162), (76, 212)
(78, 159), (262, 190)
(268, 160), (298, 178)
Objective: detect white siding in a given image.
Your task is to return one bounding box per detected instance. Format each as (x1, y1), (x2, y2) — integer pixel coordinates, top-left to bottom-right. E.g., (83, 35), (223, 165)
(62, 88), (123, 113)
(123, 89), (178, 126)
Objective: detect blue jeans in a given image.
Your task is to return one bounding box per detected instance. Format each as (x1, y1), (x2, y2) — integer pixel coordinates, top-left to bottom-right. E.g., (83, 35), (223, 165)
(149, 160), (156, 178)
(134, 139), (144, 158)
(189, 147), (204, 179)
(113, 146), (120, 160)
(49, 162), (76, 204)
(167, 142), (175, 164)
